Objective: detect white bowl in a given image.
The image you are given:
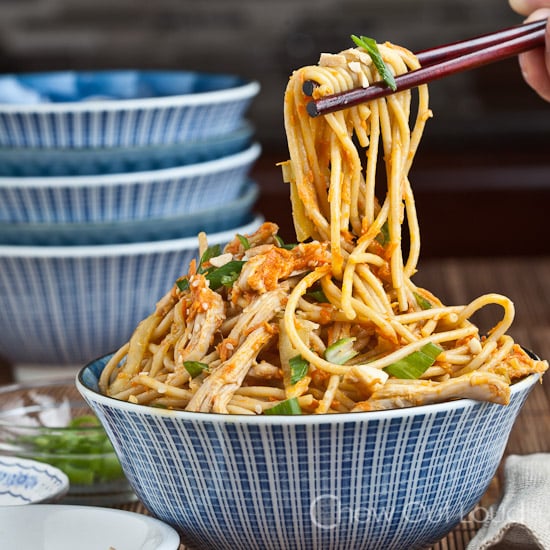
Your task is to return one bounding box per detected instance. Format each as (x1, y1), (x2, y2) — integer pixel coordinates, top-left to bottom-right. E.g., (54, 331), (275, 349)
(0, 504), (180, 549)
(0, 142), (261, 223)
(0, 215), (263, 366)
(0, 456), (69, 505)
(0, 69), (259, 148)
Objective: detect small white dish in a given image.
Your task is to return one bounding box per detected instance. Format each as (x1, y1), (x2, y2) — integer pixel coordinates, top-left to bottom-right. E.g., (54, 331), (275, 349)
(0, 456), (69, 505)
(0, 504), (181, 549)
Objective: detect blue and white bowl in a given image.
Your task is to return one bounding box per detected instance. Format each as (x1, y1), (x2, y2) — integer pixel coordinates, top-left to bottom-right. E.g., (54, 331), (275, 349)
(0, 121), (253, 177)
(0, 456), (69, 505)
(0, 215), (263, 366)
(0, 70), (259, 148)
(0, 142), (261, 223)
(0, 181), (259, 246)
(77, 357), (539, 550)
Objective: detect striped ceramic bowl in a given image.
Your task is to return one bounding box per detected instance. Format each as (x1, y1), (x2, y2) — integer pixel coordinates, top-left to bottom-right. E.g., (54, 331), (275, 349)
(0, 215), (262, 366)
(0, 142), (260, 223)
(0, 181), (259, 246)
(77, 359), (539, 550)
(0, 121), (254, 177)
(0, 70), (259, 148)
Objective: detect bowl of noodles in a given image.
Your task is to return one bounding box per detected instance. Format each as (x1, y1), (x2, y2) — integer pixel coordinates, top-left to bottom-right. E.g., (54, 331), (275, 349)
(78, 35), (546, 549)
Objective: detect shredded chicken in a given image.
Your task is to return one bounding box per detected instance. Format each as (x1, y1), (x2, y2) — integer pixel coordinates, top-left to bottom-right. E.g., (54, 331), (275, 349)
(174, 273), (225, 364)
(352, 371), (511, 412)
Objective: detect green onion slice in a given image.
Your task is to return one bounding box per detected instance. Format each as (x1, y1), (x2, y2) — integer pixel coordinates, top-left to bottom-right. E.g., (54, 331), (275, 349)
(205, 260), (246, 290)
(289, 355), (309, 385)
(183, 361), (209, 378)
(384, 343), (443, 379)
(199, 245), (222, 269)
(274, 235), (298, 250)
(264, 397), (302, 415)
(324, 337), (358, 365)
(375, 221), (390, 246)
(413, 291), (432, 310)
(237, 234), (251, 250)
(351, 35), (397, 91)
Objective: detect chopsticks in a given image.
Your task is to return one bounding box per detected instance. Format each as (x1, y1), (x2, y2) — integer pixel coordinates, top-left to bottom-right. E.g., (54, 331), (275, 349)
(305, 18), (548, 117)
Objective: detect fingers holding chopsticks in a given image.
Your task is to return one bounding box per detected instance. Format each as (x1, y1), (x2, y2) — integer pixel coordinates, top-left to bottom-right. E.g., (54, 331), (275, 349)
(509, 2), (550, 101)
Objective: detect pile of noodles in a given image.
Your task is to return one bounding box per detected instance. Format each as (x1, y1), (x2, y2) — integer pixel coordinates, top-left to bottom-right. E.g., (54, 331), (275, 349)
(99, 40), (547, 414)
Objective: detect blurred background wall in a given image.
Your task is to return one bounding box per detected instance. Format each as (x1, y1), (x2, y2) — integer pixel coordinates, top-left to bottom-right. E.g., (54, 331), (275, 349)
(0, 0), (548, 255)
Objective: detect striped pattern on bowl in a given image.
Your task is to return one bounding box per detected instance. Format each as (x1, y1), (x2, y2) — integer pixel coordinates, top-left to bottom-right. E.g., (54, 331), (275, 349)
(0, 143), (260, 223)
(0, 71), (260, 148)
(0, 216), (263, 365)
(77, 360), (538, 550)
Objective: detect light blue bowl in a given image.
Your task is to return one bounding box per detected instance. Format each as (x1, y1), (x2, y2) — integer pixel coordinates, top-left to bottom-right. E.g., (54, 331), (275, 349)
(0, 215), (263, 366)
(0, 121), (253, 177)
(0, 142), (260, 223)
(0, 181), (259, 246)
(0, 70), (259, 148)
(77, 356), (539, 550)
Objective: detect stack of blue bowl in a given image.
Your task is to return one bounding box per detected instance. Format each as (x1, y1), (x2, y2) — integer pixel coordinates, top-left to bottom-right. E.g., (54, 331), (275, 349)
(0, 70), (263, 367)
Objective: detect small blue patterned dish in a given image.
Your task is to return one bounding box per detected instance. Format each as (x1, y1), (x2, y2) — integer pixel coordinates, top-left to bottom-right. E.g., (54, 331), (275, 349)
(0, 70), (259, 148)
(0, 215), (263, 366)
(77, 356), (540, 550)
(0, 456), (69, 505)
(0, 180), (259, 246)
(0, 121), (253, 177)
(0, 142), (260, 224)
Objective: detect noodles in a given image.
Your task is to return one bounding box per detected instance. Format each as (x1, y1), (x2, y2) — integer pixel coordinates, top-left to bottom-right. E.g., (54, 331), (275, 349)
(99, 39), (548, 414)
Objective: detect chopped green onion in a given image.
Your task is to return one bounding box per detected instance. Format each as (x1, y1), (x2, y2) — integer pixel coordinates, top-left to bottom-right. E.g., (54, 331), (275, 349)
(205, 260), (246, 290)
(384, 342), (443, 379)
(184, 361), (209, 378)
(413, 291), (432, 310)
(274, 235), (298, 250)
(264, 397), (302, 415)
(13, 414), (125, 486)
(199, 245), (222, 270)
(351, 35), (397, 91)
(289, 355), (309, 385)
(176, 278), (190, 292)
(375, 221), (390, 246)
(324, 337), (358, 365)
(305, 284), (329, 303)
(237, 234), (251, 250)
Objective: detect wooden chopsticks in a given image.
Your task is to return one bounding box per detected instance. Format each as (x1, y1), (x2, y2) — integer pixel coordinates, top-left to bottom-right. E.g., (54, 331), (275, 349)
(305, 18), (548, 117)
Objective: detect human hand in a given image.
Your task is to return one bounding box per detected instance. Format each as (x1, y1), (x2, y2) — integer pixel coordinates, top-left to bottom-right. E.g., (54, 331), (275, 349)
(509, 0), (550, 100)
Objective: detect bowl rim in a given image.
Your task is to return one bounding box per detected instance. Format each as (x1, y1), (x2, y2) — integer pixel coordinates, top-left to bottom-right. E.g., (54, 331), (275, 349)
(0, 71), (260, 113)
(0, 214), (264, 257)
(76, 357), (540, 426)
(0, 455), (70, 503)
(0, 142), (261, 187)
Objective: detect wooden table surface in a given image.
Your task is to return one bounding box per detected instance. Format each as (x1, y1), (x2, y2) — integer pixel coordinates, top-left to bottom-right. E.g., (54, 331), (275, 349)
(1, 255), (549, 549)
